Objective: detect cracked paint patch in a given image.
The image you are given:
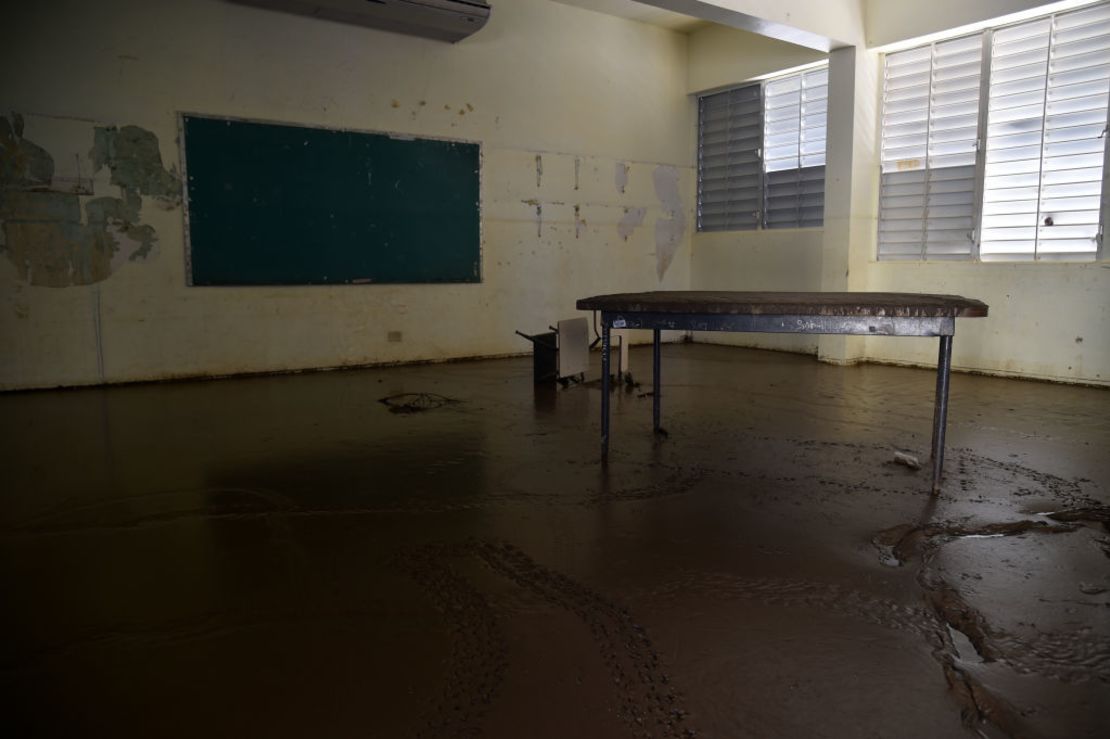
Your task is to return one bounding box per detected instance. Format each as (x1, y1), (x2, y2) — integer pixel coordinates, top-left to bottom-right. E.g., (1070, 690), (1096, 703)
(652, 165), (685, 281)
(90, 125), (181, 204)
(617, 206), (646, 241)
(0, 114), (52, 188)
(0, 115), (173, 287)
(614, 161), (628, 194)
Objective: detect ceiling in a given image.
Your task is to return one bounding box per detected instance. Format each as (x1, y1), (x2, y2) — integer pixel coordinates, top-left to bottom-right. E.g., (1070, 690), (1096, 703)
(549, 0), (708, 33)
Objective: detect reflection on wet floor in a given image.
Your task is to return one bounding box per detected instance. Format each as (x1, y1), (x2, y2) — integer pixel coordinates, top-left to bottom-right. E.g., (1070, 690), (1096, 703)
(1, 344), (1107, 738)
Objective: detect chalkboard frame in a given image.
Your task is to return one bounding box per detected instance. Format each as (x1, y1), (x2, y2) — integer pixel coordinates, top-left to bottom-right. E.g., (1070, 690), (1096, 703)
(177, 112), (483, 287)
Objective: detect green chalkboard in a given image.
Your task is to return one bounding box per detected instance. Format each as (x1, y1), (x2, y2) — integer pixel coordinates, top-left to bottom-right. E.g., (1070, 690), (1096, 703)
(181, 114), (481, 286)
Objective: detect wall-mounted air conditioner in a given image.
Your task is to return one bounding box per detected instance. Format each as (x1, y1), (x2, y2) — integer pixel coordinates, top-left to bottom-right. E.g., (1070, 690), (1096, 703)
(231, 0), (492, 43)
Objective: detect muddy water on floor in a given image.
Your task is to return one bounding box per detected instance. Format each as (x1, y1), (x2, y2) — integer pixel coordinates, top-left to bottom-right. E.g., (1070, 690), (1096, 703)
(1, 345), (1107, 738)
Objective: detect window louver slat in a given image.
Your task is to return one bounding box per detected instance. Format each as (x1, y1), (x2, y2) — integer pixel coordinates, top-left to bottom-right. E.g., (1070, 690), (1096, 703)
(879, 34), (984, 259)
(763, 68), (827, 228)
(981, 2), (1110, 258)
(698, 84), (762, 232)
(697, 65), (828, 232)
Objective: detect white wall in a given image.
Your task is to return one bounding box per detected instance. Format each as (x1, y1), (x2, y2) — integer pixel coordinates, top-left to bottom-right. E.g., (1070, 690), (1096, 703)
(691, 229), (824, 353)
(864, 262), (1110, 385)
(687, 24), (826, 93)
(863, 0), (1058, 48)
(0, 0), (695, 389)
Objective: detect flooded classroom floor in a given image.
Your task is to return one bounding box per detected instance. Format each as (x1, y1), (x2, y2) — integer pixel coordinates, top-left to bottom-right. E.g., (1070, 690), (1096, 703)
(1, 344), (1108, 739)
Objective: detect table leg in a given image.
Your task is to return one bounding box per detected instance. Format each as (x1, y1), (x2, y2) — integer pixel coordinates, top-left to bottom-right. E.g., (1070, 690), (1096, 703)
(601, 322), (611, 461)
(930, 335), (953, 494)
(653, 328), (662, 434)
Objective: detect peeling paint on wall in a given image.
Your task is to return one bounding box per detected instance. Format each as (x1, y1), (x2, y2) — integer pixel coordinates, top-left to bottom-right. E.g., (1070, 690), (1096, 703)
(617, 206), (646, 241)
(652, 165), (685, 281)
(0, 115), (176, 287)
(0, 114), (53, 188)
(614, 161), (629, 194)
(90, 125), (181, 204)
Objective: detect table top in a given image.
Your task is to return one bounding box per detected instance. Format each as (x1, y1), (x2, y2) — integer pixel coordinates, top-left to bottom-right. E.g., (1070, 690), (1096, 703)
(576, 291), (989, 318)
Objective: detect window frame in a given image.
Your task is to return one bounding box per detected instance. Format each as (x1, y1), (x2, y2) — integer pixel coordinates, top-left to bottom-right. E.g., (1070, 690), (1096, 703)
(696, 63), (829, 233)
(878, 2), (1110, 262)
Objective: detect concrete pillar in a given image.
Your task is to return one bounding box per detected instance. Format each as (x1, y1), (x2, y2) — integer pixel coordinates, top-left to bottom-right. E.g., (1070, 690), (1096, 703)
(818, 44), (882, 364)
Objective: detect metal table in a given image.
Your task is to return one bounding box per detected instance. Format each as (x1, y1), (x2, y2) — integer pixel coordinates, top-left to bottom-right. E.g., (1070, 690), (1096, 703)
(575, 291), (989, 493)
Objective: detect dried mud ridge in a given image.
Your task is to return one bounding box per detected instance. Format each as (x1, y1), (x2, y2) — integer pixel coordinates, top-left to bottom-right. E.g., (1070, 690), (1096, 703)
(873, 514), (1110, 681)
(699, 434), (1097, 508)
(871, 519), (1079, 569)
(876, 511), (1110, 737)
(643, 509), (1110, 738)
(643, 569), (1038, 735)
(400, 540), (698, 739)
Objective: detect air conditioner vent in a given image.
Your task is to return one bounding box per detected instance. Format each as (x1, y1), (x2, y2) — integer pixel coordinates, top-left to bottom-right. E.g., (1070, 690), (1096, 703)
(231, 0), (492, 43)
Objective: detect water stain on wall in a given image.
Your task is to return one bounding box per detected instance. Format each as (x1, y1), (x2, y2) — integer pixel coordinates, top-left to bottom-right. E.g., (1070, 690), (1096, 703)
(652, 165), (685, 281)
(0, 116), (178, 287)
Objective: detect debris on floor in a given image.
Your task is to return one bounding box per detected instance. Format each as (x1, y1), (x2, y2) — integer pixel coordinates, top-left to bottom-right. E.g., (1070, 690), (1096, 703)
(892, 451), (922, 470)
(378, 392), (458, 414)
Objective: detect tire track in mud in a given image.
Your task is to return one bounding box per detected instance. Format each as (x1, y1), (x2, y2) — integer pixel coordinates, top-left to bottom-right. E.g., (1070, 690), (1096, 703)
(395, 544), (508, 739)
(957, 452), (1092, 505)
(399, 540), (698, 739)
(471, 540), (698, 739)
(640, 572), (937, 640)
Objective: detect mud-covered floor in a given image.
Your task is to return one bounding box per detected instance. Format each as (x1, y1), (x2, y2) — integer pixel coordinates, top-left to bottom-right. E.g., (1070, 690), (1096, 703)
(2, 344), (1108, 738)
